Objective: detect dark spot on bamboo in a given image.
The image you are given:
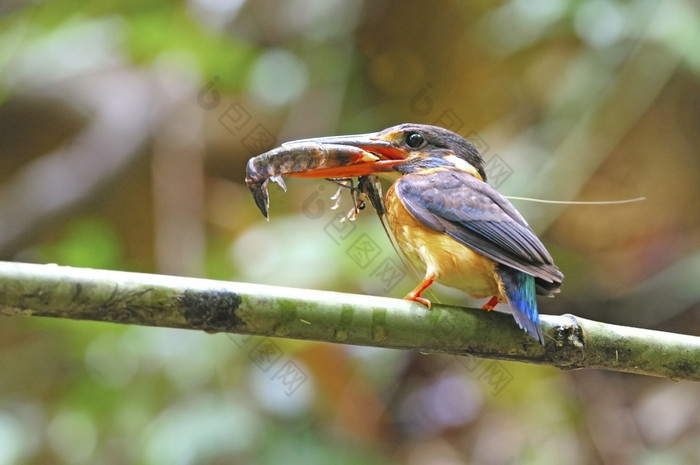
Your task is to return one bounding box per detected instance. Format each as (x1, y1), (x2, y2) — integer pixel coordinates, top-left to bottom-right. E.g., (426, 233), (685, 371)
(179, 290), (243, 332)
(669, 359), (700, 381)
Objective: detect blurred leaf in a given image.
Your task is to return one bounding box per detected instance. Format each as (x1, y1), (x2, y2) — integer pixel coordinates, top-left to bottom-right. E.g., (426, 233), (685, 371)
(124, 6), (256, 87)
(41, 217), (124, 270)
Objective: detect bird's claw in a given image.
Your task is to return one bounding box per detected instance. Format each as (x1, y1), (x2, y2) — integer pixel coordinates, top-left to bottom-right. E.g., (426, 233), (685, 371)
(404, 294), (432, 310)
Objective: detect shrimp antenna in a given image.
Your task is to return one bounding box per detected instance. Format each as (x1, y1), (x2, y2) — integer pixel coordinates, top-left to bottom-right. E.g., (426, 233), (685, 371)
(505, 196), (646, 205)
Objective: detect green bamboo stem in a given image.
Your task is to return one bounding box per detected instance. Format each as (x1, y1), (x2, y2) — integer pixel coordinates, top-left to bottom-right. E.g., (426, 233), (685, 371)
(0, 261), (698, 381)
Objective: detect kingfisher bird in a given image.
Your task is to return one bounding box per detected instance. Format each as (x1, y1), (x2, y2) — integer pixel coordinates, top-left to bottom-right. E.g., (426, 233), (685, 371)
(247, 123), (563, 344)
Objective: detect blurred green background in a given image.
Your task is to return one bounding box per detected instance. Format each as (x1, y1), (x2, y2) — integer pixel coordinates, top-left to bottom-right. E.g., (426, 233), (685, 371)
(1, 0), (700, 464)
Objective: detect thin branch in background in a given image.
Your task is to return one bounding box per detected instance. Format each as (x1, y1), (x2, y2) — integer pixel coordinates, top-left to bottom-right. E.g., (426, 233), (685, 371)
(152, 99), (207, 276)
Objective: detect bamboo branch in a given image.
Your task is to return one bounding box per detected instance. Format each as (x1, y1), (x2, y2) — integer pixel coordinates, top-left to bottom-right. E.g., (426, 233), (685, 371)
(0, 261), (698, 381)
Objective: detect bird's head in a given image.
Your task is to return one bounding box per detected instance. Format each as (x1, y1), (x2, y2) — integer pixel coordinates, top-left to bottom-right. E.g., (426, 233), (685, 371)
(294, 123), (487, 181)
(373, 123), (486, 181)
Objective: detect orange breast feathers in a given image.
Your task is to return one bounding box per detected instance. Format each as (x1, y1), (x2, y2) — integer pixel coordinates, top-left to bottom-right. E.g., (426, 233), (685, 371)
(384, 183), (506, 300)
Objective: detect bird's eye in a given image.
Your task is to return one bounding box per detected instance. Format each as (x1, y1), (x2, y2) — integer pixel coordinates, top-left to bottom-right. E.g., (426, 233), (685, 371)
(406, 132), (425, 148)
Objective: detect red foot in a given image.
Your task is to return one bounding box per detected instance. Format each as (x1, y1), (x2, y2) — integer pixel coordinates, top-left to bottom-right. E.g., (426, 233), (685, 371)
(404, 273), (437, 310)
(481, 296), (500, 311)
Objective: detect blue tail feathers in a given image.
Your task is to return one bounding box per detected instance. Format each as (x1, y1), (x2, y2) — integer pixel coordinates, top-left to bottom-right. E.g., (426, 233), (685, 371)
(495, 266), (544, 345)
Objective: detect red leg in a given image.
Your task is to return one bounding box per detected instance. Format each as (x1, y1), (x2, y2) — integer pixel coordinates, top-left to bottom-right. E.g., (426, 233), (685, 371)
(481, 296), (500, 311)
(404, 272), (437, 309)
